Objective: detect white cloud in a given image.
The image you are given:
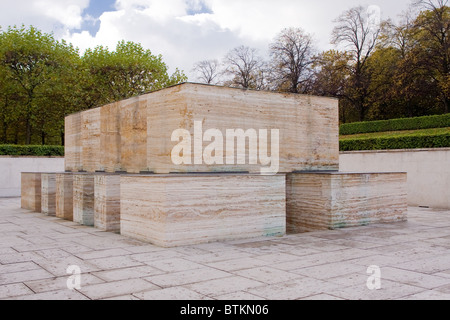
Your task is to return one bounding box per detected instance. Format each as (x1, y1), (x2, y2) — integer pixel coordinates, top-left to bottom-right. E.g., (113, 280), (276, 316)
(1, 0), (413, 80)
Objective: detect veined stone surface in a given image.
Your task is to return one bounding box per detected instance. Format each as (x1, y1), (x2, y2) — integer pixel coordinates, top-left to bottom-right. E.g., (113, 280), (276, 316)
(286, 172), (408, 233)
(65, 83), (339, 174)
(41, 173), (57, 216)
(21, 173), (42, 212)
(73, 173), (95, 226)
(64, 113), (82, 172)
(147, 84), (339, 173)
(81, 108), (102, 172)
(120, 97), (147, 174)
(100, 103), (121, 173)
(56, 173), (74, 221)
(94, 174), (121, 232)
(120, 174), (286, 247)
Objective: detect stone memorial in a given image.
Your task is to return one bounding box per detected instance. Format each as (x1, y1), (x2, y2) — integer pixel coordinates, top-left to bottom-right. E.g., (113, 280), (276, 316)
(21, 82), (408, 247)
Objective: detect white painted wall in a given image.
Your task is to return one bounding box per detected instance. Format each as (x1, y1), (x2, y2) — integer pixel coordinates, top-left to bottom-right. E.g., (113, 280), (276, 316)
(0, 157), (65, 197)
(2, 149), (449, 209)
(340, 148), (450, 209)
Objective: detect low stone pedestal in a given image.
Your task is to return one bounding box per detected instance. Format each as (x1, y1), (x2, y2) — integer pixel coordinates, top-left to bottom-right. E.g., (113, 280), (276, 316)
(41, 173), (57, 216)
(73, 173), (95, 226)
(21, 173), (42, 212)
(94, 174), (121, 232)
(56, 173), (74, 221)
(286, 172), (408, 233)
(120, 174), (286, 247)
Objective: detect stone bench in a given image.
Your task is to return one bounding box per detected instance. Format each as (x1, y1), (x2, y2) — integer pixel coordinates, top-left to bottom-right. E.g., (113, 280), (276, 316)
(286, 172), (408, 233)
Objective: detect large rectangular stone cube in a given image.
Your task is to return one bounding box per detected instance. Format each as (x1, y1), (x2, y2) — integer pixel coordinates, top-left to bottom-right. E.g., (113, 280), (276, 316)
(120, 97), (147, 173)
(56, 173), (74, 221)
(286, 172), (408, 233)
(41, 173), (57, 216)
(120, 174), (286, 247)
(73, 173), (95, 226)
(21, 173), (42, 212)
(94, 174), (121, 232)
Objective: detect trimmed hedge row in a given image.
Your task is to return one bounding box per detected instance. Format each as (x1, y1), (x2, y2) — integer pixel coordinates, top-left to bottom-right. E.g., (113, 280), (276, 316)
(340, 132), (450, 151)
(340, 113), (450, 135)
(0, 145), (64, 156)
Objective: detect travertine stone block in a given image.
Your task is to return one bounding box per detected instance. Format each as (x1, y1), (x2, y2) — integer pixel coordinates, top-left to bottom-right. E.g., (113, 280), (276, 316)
(41, 173), (57, 216)
(101, 103), (121, 172)
(73, 173), (95, 226)
(56, 173), (74, 221)
(65, 83), (339, 174)
(286, 172), (408, 233)
(120, 97), (147, 173)
(146, 83), (339, 174)
(94, 174), (121, 232)
(81, 108), (101, 172)
(21, 173), (42, 212)
(120, 174), (286, 247)
(65, 113), (82, 172)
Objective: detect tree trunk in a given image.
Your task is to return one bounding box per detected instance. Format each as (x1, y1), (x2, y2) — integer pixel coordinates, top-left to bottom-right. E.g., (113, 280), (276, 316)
(41, 130), (46, 145)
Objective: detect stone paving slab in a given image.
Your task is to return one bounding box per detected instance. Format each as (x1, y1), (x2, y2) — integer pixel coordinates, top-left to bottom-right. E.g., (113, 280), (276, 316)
(1, 197), (450, 300)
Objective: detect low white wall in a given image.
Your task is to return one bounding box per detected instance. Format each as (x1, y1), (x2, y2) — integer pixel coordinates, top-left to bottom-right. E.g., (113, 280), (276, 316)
(0, 157), (65, 197)
(340, 148), (450, 209)
(3, 149), (449, 209)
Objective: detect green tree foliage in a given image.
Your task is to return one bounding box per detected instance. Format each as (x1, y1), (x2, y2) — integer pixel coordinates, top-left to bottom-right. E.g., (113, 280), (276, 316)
(0, 25), (80, 145)
(82, 40), (186, 106)
(0, 27), (187, 146)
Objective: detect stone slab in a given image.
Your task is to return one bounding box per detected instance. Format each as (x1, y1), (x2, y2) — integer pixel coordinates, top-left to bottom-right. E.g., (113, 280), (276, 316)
(73, 173), (95, 226)
(286, 172), (408, 233)
(21, 173), (42, 212)
(120, 174), (286, 247)
(41, 173), (57, 216)
(94, 174), (121, 232)
(81, 108), (101, 172)
(100, 103), (121, 173)
(55, 173), (74, 221)
(120, 97), (147, 174)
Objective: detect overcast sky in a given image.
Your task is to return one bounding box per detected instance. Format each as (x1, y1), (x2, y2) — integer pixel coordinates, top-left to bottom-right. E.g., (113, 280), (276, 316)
(0, 0), (415, 79)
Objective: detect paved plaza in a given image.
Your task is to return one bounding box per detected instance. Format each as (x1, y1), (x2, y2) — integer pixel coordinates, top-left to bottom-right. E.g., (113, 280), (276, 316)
(1, 197), (450, 300)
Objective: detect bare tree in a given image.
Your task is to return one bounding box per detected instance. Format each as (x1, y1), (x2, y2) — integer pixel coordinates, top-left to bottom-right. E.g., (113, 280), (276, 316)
(192, 59), (221, 85)
(380, 10), (419, 58)
(222, 45), (265, 89)
(413, 0), (449, 112)
(269, 27), (315, 94)
(332, 6), (382, 121)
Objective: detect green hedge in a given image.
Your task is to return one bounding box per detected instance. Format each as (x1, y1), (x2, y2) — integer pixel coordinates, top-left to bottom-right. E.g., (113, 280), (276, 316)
(340, 113), (450, 135)
(0, 145), (64, 156)
(340, 132), (450, 151)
